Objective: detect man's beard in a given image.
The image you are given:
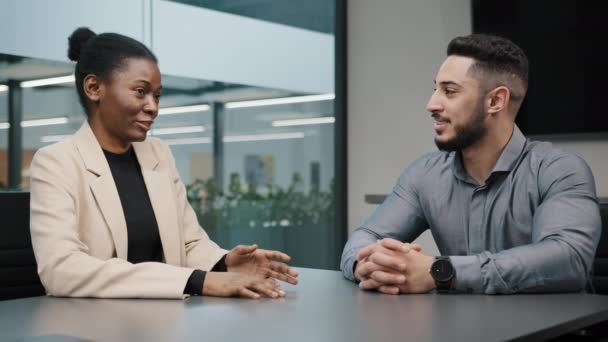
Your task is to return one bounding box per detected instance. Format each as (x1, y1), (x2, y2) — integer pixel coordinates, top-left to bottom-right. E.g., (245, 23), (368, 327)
(434, 100), (487, 152)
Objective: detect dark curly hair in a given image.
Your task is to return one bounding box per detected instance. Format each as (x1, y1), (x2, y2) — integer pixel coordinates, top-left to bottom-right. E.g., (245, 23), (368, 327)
(447, 34), (529, 107)
(67, 27), (157, 116)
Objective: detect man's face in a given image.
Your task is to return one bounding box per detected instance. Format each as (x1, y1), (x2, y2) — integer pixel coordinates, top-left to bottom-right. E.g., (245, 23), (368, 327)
(426, 55), (487, 151)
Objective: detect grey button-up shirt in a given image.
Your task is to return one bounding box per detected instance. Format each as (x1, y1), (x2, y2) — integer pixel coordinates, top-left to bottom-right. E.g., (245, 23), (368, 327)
(341, 126), (601, 294)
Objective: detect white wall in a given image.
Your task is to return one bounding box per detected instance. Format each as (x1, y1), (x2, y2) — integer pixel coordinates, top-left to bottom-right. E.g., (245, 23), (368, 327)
(347, 0), (608, 256)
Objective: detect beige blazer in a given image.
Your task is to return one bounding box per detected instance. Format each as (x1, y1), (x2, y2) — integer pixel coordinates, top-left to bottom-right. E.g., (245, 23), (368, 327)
(30, 122), (227, 299)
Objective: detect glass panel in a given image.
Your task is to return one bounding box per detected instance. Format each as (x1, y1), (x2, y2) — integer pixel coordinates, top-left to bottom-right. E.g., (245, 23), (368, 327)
(21, 62), (85, 190)
(215, 96), (336, 268)
(153, 75), (216, 186)
(167, 0), (334, 33)
(2, 49), (338, 269)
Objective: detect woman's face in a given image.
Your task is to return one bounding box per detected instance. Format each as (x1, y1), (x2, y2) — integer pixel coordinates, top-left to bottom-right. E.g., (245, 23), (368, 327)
(95, 57), (161, 147)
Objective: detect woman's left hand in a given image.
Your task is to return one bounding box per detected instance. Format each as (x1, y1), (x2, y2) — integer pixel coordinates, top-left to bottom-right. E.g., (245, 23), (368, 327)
(225, 245), (299, 285)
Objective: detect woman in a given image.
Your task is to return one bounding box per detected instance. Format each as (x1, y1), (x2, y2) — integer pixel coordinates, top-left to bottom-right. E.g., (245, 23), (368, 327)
(29, 27), (298, 299)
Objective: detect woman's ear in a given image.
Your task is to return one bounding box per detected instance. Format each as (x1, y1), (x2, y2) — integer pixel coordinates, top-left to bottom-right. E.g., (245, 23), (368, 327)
(83, 74), (103, 103)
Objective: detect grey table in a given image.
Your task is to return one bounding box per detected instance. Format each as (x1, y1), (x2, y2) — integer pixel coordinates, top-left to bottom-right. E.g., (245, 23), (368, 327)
(1, 268), (608, 342)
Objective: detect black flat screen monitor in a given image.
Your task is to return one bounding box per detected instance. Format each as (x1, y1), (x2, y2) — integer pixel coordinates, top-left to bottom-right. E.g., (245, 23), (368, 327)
(472, 0), (608, 136)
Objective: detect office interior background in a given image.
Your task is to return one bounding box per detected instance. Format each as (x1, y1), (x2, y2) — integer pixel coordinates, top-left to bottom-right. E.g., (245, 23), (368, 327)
(1, 0), (607, 267)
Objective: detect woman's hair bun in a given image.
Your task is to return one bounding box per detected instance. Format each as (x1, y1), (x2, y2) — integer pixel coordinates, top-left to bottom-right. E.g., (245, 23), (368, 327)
(68, 27), (96, 61)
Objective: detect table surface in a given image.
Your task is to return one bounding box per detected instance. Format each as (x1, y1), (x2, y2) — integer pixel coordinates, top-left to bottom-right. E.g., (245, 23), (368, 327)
(2, 268), (608, 342)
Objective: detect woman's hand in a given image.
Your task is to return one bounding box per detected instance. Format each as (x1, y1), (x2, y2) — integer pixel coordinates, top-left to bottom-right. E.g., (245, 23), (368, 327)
(202, 272), (285, 299)
(225, 245), (299, 285)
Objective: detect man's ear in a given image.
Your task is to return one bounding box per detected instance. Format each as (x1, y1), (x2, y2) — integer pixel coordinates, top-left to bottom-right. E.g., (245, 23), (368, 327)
(486, 86), (510, 115)
(83, 74), (104, 103)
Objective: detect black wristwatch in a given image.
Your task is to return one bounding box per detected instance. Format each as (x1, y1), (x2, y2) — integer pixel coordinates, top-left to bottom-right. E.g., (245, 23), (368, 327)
(430, 256), (455, 293)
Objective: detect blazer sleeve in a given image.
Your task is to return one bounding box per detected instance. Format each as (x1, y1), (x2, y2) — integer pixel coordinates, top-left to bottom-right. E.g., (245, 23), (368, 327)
(30, 145), (196, 299)
(160, 142), (228, 270)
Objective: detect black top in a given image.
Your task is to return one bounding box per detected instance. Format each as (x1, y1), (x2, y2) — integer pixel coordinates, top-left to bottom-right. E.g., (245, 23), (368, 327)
(103, 147), (162, 263)
(103, 146), (226, 296)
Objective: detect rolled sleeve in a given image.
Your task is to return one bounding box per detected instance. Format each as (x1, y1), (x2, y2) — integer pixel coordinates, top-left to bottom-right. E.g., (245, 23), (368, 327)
(450, 255), (483, 293)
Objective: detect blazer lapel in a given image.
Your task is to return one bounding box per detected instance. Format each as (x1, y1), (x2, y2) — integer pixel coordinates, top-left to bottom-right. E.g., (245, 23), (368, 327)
(73, 122), (128, 259)
(133, 142), (183, 266)
(90, 175), (128, 259)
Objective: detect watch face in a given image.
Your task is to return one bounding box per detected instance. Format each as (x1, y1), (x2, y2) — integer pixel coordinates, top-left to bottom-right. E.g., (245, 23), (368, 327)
(431, 259), (454, 282)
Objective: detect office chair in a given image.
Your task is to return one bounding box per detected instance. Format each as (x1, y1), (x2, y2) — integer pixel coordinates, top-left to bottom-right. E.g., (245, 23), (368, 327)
(0, 192), (45, 300)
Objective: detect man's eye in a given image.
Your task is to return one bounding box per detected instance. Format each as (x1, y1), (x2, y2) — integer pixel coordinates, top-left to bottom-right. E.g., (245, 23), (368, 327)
(136, 88), (145, 95)
(444, 89), (455, 95)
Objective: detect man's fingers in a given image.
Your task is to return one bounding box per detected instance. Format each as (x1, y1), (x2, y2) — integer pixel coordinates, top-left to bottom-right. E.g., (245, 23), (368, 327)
(356, 244), (376, 262)
(370, 270), (406, 285)
(359, 278), (383, 290)
(379, 238), (407, 251)
(377, 239), (423, 254)
(356, 260), (393, 279)
(380, 238), (419, 254)
(410, 244), (423, 252)
(369, 252), (406, 272)
(378, 285), (400, 295)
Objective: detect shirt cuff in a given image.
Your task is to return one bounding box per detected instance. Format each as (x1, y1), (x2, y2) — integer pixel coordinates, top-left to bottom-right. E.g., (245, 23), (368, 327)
(184, 269), (206, 296)
(450, 255), (483, 293)
(211, 254), (228, 272)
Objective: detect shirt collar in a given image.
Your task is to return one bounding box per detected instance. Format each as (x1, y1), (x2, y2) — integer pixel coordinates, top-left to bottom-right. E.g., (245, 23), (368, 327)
(452, 125), (527, 183)
(491, 125), (527, 173)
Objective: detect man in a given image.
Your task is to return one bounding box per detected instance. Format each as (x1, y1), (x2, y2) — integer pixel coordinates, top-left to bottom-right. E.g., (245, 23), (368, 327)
(340, 34), (601, 294)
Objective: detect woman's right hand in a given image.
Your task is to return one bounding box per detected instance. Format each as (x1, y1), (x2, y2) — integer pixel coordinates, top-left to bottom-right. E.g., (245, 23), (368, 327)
(202, 272), (286, 299)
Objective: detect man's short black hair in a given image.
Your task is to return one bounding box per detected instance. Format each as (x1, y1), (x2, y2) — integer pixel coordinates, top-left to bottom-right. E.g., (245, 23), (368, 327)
(447, 34), (529, 105)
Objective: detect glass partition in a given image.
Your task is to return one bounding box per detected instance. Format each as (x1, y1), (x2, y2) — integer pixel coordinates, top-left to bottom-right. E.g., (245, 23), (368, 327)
(0, 53), (338, 268)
